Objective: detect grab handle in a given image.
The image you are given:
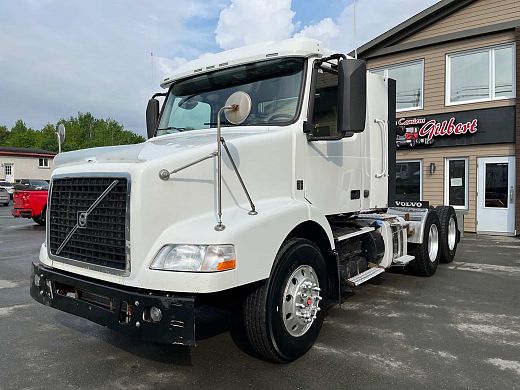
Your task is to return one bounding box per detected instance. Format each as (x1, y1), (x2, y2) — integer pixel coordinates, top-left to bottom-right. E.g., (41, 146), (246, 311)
(374, 119), (387, 178)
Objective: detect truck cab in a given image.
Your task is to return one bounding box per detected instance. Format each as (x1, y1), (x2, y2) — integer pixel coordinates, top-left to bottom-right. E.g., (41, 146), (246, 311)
(30, 38), (459, 362)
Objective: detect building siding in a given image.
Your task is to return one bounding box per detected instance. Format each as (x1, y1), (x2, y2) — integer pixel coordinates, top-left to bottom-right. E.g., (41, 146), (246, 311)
(401, 0), (520, 44)
(0, 155), (54, 182)
(361, 0), (519, 235)
(397, 143), (515, 233)
(367, 31), (516, 116)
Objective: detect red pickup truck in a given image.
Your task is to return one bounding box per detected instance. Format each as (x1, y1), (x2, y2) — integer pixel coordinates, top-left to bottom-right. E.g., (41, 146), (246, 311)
(12, 179), (49, 225)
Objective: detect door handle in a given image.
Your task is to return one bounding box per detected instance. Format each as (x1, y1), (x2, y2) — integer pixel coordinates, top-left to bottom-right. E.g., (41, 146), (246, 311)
(510, 186), (514, 203)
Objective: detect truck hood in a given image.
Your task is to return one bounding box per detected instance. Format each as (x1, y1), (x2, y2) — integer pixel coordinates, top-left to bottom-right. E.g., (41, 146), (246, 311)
(53, 128), (269, 168)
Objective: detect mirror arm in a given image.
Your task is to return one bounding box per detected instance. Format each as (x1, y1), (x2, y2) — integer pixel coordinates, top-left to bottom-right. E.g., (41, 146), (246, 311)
(220, 137), (257, 216)
(158, 152), (217, 180)
(152, 92), (167, 99)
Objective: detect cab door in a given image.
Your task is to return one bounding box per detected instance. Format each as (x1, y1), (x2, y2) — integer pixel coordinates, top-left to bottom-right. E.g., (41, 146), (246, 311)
(303, 66), (363, 215)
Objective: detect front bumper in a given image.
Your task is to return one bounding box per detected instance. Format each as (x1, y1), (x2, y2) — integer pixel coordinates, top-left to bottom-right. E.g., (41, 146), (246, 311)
(12, 208), (33, 218)
(30, 262), (196, 345)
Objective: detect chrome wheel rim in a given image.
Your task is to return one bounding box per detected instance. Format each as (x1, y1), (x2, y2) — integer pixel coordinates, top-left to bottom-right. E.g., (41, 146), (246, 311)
(282, 265), (322, 337)
(448, 217), (457, 251)
(428, 224), (439, 263)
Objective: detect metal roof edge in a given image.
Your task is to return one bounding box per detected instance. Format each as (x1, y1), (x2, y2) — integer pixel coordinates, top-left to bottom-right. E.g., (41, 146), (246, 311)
(363, 19), (520, 59)
(352, 0), (477, 58)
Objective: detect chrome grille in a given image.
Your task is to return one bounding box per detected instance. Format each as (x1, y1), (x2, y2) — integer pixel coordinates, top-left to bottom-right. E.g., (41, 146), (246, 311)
(48, 176), (129, 272)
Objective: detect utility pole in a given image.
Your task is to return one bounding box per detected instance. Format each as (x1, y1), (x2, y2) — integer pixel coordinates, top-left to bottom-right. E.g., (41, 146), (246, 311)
(151, 51), (154, 92)
(353, 0), (358, 59)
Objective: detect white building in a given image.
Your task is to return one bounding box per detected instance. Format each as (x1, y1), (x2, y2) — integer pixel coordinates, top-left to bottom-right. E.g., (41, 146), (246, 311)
(0, 147), (56, 183)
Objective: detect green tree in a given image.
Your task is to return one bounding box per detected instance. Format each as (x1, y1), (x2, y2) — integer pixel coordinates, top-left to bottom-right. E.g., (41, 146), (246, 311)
(3, 120), (41, 148)
(0, 114), (145, 152)
(0, 126), (8, 144)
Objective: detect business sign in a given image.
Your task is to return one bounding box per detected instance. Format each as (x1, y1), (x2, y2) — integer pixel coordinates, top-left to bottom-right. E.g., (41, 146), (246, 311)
(396, 106), (515, 148)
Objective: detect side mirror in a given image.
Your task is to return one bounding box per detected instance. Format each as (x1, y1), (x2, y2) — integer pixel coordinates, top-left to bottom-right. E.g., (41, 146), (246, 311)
(57, 124), (66, 145)
(224, 91), (252, 125)
(146, 98), (160, 139)
(56, 123), (66, 153)
(338, 59), (367, 133)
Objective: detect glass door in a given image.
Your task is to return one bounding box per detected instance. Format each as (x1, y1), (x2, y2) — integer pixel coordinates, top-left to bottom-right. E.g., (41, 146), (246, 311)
(477, 156), (516, 235)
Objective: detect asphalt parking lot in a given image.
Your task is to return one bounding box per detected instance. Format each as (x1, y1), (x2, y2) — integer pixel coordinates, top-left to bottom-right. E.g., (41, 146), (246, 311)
(1, 203), (519, 390)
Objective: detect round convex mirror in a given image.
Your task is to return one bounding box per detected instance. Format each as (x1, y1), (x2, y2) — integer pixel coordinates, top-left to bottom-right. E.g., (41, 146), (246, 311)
(224, 91), (252, 125)
(57, 123), (66, 145)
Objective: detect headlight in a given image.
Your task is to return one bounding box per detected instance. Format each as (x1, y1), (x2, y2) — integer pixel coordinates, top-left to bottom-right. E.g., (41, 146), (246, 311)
(150, 244), (236, 272)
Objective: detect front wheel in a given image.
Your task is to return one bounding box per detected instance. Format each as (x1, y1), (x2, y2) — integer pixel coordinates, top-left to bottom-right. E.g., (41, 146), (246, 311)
(243, 238), (328, 363)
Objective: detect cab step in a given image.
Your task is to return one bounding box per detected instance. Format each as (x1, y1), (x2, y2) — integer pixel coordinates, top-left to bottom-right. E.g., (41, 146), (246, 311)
(392, 254), (415, 266)
(347, 267), (385, 287)
(334, 226), (375, 242)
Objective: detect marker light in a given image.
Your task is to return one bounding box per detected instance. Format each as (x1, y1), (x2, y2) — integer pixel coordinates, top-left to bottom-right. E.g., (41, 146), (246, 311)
(150, 244), (236, 272)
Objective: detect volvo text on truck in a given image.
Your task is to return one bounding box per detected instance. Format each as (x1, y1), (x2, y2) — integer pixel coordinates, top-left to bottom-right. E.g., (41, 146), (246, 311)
(30, 38), (460, 362)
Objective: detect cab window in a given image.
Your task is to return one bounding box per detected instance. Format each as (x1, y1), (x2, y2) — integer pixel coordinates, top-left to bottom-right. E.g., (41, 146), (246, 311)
(311, 70), (338, 137)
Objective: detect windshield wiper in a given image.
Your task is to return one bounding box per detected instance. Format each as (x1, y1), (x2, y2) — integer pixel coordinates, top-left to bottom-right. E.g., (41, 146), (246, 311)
(204, 120), (232, 126)
(157, 126), (187, 132)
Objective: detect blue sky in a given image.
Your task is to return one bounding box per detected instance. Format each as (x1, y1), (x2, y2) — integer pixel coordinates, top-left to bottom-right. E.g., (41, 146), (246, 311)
(0, 0), (438, 136)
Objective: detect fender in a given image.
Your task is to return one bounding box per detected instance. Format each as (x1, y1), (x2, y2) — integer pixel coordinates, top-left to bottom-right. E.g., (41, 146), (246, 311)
(121, 198), (334, 293)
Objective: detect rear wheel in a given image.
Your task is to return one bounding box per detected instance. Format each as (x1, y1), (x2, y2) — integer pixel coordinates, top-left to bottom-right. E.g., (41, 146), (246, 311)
(33, 208), (46, 226)
(243, 238), (328, 363)
(436, 206), (459, 263)
(407, 211), (441, 277)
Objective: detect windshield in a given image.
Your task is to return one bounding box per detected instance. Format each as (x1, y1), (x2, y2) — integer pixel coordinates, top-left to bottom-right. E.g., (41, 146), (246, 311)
(0, 181), (13, 187)
(30, 180), (49, 188)
(157, 57), (306, 135)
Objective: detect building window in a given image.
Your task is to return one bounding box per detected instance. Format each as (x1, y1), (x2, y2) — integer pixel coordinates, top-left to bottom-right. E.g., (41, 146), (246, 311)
(446, 44), (515, 105)
(445, 158), (468, 209)
(38, 158), (49, 168)
(370, 60), (424, 111)
(5, 165), (12, 176)
(396, 160), (422, 201)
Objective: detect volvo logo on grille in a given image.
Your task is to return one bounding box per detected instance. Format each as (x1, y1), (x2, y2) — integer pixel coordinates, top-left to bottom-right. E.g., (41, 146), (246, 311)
(78, 212), (88, 228)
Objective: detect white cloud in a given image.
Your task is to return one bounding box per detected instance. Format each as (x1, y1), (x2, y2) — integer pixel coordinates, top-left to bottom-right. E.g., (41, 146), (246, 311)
(295, 0), (439, 53)
(0, 0), (221, 135)
(215, 0), (295, 50)
(294, 17), (340, 42)
(0, 0), (442, 137)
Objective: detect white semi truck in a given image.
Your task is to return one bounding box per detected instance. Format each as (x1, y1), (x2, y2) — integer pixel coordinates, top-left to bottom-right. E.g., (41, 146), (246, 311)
(30, 38), (460, 362)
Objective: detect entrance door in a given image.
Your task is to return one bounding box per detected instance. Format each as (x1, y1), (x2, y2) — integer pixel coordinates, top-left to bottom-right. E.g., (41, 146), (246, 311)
(477, 156), (516, 235)
(4, 164), (14, 183)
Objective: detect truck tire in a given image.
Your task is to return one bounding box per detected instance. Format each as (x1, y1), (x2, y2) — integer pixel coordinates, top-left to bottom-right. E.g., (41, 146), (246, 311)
(435, 206), (459, 263)
(243, 238), (328, 363)
(407, 211), (441, 277)
(33, 209), (46, 226)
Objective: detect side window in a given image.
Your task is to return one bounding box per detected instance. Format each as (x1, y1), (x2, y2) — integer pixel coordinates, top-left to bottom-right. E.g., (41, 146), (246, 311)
(167, 98), (211, 130)
(311, 71), (338, 137)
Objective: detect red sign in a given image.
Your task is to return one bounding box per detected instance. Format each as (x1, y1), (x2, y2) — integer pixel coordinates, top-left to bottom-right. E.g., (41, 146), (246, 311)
(418, 118), (478, 141)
